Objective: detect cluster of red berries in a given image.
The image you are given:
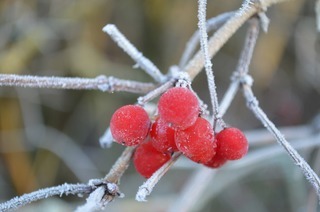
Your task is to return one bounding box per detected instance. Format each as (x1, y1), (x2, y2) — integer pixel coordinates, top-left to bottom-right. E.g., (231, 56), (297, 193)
(110, 87), (249, 178)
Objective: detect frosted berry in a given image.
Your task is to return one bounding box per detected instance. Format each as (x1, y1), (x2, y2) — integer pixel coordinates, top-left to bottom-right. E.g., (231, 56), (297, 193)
(150, 118), (178, 153)
(175, 117), (216, 163)
(133, 141), (171, 178)
(158, 87), (199, 129)
(204, 152), (227, 168)
(216, 127), (248, 160)
(110, 105), (150, 146)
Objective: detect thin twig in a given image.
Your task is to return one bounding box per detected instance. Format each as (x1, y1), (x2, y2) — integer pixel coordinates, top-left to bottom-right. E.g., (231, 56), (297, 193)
(184, 0), (291, 79)
(0, 74), (155, 94)
(137, 79), (175, 105)
(179, 11), (235, 68)
(242, 84), (320, 199)
(197, 0), (220, 128)
(103, 24), (166, 83)
(0, 183), (94, 211)
(136, 152), (182, 202)
(219, 18), (260, 116)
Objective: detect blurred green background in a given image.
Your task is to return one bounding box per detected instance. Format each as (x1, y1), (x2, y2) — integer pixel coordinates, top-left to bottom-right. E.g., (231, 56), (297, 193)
(0, 0), (320, 211)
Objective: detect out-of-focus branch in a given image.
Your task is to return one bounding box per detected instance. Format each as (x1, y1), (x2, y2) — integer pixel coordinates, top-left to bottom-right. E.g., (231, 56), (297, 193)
(0, 74), (155, 94)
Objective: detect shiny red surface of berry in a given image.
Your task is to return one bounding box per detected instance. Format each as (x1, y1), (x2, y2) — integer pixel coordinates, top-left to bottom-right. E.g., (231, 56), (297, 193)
(150, 118), (178, 153)
(158, 87), (199, 129)
(110, 105), (150, 146)
(204, 152), (227, 168)
(175, 117), (216, 163)
(133, 141), (171, 178)
(216, 127), (248, 160)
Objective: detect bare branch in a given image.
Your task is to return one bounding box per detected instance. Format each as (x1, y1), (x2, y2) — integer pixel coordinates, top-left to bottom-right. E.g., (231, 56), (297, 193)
(219, 18), (260, 116)
(0, 74), (155, 94)
(242, 84), (320, 199)
(103, 24), (166, 83)
(197, 0), (220, 128)
(137, 79), (175, 105)
(0, 183), (93, 211)
(184, 0), (291, 79)
(136, 152), (182, 202)
(179, 11), (235, 68)
(104, 146), (135, 184)
(76, 147), (135, 210)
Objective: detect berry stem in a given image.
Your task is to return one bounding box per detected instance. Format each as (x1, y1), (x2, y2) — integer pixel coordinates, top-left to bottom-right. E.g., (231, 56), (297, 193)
(197, 0), (220, 129)
(137, 79), (175, 105)
(136, 152), (182, 202)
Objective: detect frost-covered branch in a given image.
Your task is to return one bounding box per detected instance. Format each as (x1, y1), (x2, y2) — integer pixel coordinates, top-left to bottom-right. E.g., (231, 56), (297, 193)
(219, 18), (259, 116)
(76, 147), (135, 210)
(179, 11), (235, 68)
(136, 152), (182, 202)
(184, 0), (292, 79)
(137, 79), (175, 105)
(103, 24), (166, 83)
(0, 74), (155, 94)
(242, 84), (320, 199)
(197, 0), (220, 128)
(0, 183), (93, 211)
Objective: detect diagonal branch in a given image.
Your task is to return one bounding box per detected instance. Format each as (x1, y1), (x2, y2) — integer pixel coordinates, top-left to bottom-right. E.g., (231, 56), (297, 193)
(219, 18), (260, 116)
(242, 84), (320, 199)
(136, 152), (182, 202)
(184, 0), (292, 79)
(103, 24), (166, 83)
(179, 11), (235, 68)
(0, 74), (155, 94)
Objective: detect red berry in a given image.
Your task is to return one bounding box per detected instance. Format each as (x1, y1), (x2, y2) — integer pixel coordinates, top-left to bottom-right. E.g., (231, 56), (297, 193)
(110, 105), (150, 146)
(175, 117), (216, 163)
(216, 127), (248, 160)
(150, 118), (178, 153)
(158, 87), (199, 129)
(204, 152), (227, 168)
(133, 141), (171, 178)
